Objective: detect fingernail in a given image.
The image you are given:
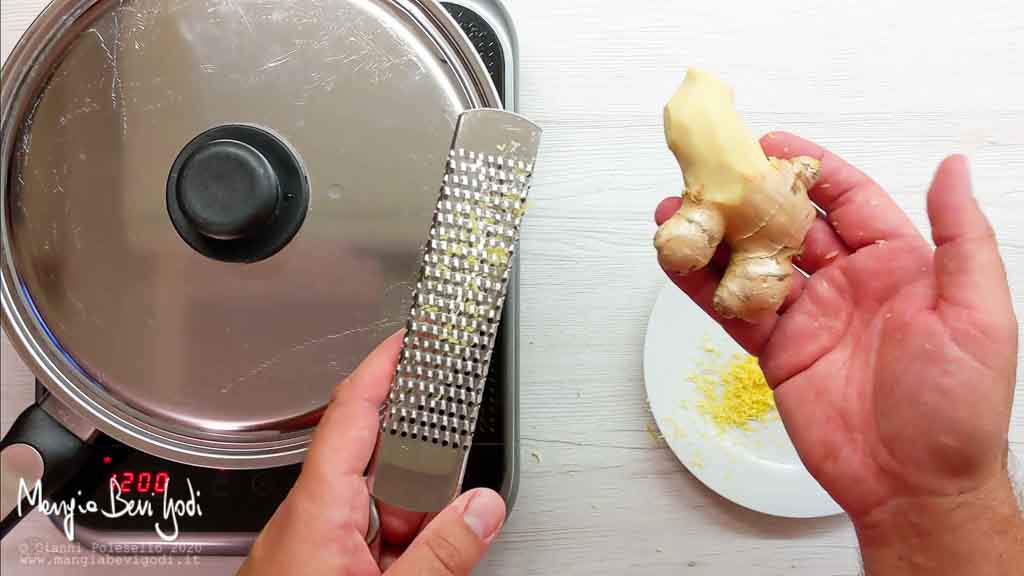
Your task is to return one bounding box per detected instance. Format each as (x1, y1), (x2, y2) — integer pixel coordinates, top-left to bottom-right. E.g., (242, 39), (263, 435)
(956, 153), (972, 177)
(462, 490), (505, 541)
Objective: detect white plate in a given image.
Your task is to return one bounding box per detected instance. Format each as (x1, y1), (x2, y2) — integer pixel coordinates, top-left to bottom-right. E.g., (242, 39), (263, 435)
(643, 281), (843, 519)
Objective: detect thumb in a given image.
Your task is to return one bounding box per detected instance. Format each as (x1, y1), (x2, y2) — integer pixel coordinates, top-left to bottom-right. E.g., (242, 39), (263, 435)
(926, 155), (1014, 324)
(385, 489), (506, 576)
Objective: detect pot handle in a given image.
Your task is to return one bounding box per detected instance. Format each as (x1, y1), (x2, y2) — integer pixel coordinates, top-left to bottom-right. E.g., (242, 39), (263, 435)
(0, 402), (92, 540)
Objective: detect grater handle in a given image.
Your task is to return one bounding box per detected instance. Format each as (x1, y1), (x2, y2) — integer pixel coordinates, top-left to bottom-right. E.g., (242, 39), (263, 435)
(371, 427), (466, 512)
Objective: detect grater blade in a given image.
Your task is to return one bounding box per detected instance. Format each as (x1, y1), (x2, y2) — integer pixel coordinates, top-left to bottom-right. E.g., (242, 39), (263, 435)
(369, 109), (541, 513)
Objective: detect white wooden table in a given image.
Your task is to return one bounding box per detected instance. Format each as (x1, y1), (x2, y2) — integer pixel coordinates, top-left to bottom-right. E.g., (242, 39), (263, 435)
(3, 1), (1023, 574)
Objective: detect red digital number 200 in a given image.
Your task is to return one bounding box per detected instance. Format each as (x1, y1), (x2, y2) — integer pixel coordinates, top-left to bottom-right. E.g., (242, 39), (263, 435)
(110, 471), (171, 494)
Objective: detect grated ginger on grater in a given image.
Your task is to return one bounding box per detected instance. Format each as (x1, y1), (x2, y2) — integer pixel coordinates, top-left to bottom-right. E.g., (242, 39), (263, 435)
(691, 341), (776, 431)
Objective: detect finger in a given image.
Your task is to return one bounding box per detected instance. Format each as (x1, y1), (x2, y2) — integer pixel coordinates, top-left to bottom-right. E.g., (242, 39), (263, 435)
(379, 501), (427, 547)
(778, 269), (806, 314)
(385, 489), (505, 576)
(238, 333), (406, 576)
(304, 330), (405, 477)
(760, 132), (924, 250)
(380, 548), (400, 571)
(239, 525), (377, 576)
(927, 155), (1016, 337)
(793, 217), (850, 274)
(238, 479), (378, 576)
(331, 329), (406, 407)
(758, 267), (853, 388)
(655, 196), (682, 226)
(664, 265), (778, 356)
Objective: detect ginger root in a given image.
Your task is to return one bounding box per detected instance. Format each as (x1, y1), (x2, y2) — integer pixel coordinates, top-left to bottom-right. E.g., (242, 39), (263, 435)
(654, 68), (820, 322)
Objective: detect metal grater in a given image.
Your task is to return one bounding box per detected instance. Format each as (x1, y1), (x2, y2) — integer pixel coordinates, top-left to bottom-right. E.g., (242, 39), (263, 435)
(369, 108), (541, 513)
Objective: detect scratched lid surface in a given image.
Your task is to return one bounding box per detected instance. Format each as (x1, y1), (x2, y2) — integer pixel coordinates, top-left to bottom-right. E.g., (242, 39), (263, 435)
(0, 0), (498, 466)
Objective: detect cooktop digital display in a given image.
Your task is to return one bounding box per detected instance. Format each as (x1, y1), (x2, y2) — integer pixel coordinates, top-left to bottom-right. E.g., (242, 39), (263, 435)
(107, 469), (171, 497)
(50, 436), (301, 533)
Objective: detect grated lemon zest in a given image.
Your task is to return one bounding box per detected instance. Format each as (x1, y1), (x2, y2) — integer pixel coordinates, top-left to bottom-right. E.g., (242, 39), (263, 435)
(692, 351), (776, 431)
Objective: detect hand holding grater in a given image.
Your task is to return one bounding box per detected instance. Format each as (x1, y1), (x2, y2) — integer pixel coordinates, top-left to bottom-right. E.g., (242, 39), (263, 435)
(368, 109), (541, 513)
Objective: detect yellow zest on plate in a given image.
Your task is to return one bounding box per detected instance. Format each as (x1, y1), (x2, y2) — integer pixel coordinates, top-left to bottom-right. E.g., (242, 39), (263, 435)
(690, 340), (777, 432)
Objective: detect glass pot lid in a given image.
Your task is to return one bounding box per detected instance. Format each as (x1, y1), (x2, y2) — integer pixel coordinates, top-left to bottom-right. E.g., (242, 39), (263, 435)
(0, 0), (499, 467)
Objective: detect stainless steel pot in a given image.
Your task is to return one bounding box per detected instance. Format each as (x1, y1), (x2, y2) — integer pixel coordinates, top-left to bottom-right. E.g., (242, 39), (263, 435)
(0, 0), (501, 537)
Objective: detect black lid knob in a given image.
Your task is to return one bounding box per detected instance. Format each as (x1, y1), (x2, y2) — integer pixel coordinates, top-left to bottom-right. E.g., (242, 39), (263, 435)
(177, 140), (280, 240)
(167, 125), (309, 263)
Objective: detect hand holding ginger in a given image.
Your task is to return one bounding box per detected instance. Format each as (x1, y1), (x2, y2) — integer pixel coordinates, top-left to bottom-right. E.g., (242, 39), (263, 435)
(656, 115), (1022, 573)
